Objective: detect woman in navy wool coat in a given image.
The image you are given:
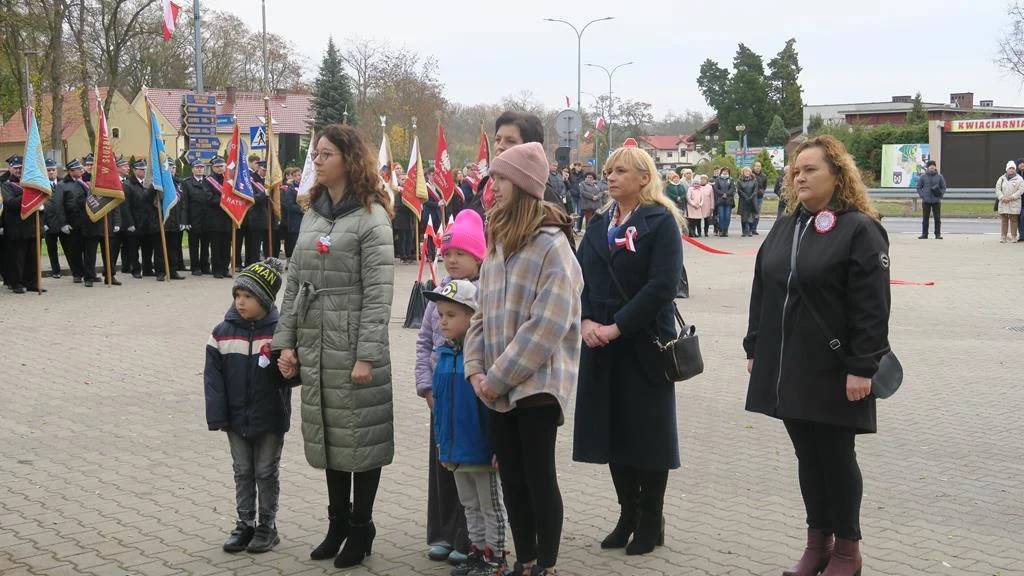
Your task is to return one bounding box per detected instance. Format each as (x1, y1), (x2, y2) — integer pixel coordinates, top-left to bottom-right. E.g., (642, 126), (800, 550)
(572, 145), (684, 557)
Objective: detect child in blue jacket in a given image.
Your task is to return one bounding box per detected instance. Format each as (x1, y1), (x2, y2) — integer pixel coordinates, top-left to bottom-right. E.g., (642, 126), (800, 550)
(205, 258), (294, 554)
(425, 280), (509, 576)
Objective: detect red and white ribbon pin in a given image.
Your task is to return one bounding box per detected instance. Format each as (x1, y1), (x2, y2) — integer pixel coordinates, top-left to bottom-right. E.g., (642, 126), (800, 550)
(614, 226), (638, 252)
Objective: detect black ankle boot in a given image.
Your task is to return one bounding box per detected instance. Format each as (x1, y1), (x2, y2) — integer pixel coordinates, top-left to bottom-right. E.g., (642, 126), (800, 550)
(604, 463), (640, 549)
(601, 508), (638, 549)
(334, 520), (375, 568)
(626, 469), (668, 555)
(310, 504), (349, 560)
(625, 513), (665, 555)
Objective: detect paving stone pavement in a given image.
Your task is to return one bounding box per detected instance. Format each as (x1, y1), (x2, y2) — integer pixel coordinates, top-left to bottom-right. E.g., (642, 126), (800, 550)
(1, 232), (1023, 576)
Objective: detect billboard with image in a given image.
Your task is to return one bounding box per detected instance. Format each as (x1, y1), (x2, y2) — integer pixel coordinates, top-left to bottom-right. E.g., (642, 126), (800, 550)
(880, 143), (930, 188)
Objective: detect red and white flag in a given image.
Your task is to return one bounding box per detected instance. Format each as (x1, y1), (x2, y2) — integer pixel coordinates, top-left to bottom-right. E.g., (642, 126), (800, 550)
(466, 123), (490, 188)
(596, 117), (606, 131)
(583, 130), (593, 140)
(432, 124), (457, 204)
(162, 0), (180, 41)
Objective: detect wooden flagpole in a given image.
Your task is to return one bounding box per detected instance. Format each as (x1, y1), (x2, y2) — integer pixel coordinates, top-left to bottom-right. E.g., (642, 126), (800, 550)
(158, 200), (171, 281)
(265, 98), (274, 256)
(415, 215), (421, 262)
(35, 212), (42, 294)
(103, 215), (112, 286)
(231, 224), (237, 276)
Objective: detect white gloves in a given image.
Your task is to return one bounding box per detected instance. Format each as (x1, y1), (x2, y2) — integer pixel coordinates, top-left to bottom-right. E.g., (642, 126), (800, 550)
(128, 226), (136, 233)
(38, 204), (45, 211)
(61, 225), (71, 234)
(113, 226), (121, 233)
(0, 228), (4, 236)
(44, 224), (49, 232)
(179, 225), (187, 231)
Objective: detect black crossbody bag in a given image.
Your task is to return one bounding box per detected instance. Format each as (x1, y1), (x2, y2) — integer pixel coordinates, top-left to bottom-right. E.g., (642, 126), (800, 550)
(606, 261), (704, 382)
(789, 221), (903, 399)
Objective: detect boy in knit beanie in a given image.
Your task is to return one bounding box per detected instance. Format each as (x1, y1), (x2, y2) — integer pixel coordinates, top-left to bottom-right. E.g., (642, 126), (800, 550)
(205, 257), (296, 554)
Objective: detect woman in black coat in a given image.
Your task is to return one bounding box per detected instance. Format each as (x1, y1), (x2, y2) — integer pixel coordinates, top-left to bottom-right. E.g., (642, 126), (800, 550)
(744, 135), (891, 576)
(573, 146), (683, 556)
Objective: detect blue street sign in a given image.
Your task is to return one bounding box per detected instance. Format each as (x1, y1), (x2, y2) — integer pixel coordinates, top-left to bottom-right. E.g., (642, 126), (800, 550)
(184, 93), (216, 105)
(249, 126), (267, 150)
(184, 114), (215, 126)
(186, 150), (218, 163)
(587, 158), (596, 166)
(184, 104), (215, 115)
(216, 114), (235, 127)
(188, 137), (221, 149)
(185, 125), (217, 137)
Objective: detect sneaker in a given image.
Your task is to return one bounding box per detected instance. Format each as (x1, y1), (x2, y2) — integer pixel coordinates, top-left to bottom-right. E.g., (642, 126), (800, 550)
(223, 522), (255, 553)
(467, 548), (509, 576)
(451, 547), (486, 576)
(246, 524), (280, 553)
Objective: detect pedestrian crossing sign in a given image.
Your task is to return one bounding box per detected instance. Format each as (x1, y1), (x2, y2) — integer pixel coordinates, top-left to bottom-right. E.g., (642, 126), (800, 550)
(249, 125), (268, 150)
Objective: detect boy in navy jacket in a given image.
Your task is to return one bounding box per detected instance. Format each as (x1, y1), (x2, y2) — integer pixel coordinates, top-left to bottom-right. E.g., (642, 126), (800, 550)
(205, 257), (293, 554)
(425, 280), (509, 576)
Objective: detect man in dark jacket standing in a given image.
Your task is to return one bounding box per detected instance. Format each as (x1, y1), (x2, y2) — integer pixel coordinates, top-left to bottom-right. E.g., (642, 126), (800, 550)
(160, 159), (186, 281)
(752, 161), (769, 235)
(245, 156), (270, 266)
(205, 156), (234, 278)
(1, 155), (43, 293)
(713, 168), (737, 237)
(183, 159), (212, 274)
(116, 158), (135, 274)
(42, 159), (69, 279)
(124, 160), (160, 278)
(916, 160), (946, 239)
(60, 160), (89, 284)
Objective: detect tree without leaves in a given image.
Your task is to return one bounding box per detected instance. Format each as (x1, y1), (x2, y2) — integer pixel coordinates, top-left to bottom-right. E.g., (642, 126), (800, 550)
(997, 2), (1024, 80)
(311, 37), (354, 131)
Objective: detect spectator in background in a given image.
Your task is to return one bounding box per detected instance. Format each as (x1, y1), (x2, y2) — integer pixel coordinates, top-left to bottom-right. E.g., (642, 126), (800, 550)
(916, 160), (946, 239)
(665, 171), (687, 216)
(279, 167), (304, 265)
(393, 165), (416, 263)
(996, 161), (1023, 243)
(752, 161), (768, 235)
(578, 172), (605, 230)
(714, 167), (736, 237)
(685, 174), (707, 237)
(775, 165), (789, 216)
(737, 167), (759, 237)
(548, 162), (571, 216)
(698, 174), (715, 237)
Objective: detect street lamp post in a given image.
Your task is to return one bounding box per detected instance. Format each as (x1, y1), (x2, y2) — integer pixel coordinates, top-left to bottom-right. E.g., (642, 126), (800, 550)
(586, 61), (633, 173)
(735, 123), (746, 165)
(544, 16), (614, 163)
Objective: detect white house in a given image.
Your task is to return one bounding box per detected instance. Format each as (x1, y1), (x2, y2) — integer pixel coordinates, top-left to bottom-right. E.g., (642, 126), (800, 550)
(638, 135), (704, 171)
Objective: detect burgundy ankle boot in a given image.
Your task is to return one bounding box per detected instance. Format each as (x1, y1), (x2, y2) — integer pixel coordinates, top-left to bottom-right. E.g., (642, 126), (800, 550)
(820, 538), (861, 576)
(782, 528), (834, 576)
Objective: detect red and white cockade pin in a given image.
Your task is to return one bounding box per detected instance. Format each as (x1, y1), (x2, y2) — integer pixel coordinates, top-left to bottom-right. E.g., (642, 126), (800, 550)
(258, 342), (272, 368)
(614, 226), (639, 252)
(316, 234), (332, 254)
(814, 210), (837, 234)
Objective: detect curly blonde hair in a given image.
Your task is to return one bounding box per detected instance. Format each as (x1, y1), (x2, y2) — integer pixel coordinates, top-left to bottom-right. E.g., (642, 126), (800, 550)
(783, 135), (879, 220)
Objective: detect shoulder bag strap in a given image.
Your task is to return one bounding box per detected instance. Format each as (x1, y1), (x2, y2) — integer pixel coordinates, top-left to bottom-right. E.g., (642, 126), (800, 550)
(604, 258), (685, 344)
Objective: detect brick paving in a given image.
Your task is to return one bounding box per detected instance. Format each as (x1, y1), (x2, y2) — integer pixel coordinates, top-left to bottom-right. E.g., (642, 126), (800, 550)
(1, 232), (1022, 576)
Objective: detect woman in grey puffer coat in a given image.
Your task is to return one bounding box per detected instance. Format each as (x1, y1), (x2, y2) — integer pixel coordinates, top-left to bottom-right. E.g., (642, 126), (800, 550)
(273, 125), (395, 569)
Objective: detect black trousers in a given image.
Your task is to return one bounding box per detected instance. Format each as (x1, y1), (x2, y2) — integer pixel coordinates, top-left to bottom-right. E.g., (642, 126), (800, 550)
(325, 468), (382, 524)
(140, 232), (160, 274)
(922, 202), (941, 236)
(163, 231), (181, 274)
(81, 235), (100, 281)
(427, 413), (470, 550)
(66, 230), (84, 279)
(45, 233), (77, 277)
(3, 237), (38, 289)
(244, 228), (270, 266)
(95, 232), (121, 279)
(784, 419), (863, 541)
(396, 229), (415, 260)
(686, 218), (702, 237)
(491, 403), (563, 568)
(188, 230), (211, 273)
(126, 234), (142, 274)
(119, 231), (130, 273)
(209, 231), (232, 276)
(284, 231), (299, 258)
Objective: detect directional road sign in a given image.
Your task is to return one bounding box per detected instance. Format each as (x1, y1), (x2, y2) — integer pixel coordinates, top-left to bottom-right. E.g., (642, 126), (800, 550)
(188, 137), (221, 149)
(184, 114), (215, 126)
(184, 94), (216, 106)
(184, 104), (215, 116)
(249, 125), (267, 150)
(216, 114), (235, 127)
(186, 150), (218, 164)
(185, 125), (217, 137)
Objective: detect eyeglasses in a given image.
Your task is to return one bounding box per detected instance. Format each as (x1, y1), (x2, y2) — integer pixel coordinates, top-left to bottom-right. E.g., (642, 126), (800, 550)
(313, 150), (337, 161)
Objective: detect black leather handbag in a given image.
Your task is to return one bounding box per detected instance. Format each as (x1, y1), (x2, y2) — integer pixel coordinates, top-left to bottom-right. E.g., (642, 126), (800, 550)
(607, 262), (704, 382)
(789, 222), (903, 399)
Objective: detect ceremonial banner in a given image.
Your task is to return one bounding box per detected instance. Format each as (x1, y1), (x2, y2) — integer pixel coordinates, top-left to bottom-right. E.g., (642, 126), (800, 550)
(263, 100), (283, 219)
(19, 109), (51, 219)
(220, 127), (253, 227)
(145, 94), (179, 221)
(433, 124), (456, 204)
(297, 128), (316, 199)
(401, 135), (427, 214)
(86, 96), (125, 222)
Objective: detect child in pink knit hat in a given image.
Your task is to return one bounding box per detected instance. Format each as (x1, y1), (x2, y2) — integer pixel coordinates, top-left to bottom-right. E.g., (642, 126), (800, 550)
(414, 208), (492, 569)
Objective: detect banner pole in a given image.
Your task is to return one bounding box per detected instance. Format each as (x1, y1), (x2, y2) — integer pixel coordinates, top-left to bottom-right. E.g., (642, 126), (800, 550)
(231, 224), (237, 276)
(267, 195), (273, 258)
(415, 214), (421, 262)
(35, 212), (42, 294)
(103, 215), (112, 286)
(158, 202), (171, 282)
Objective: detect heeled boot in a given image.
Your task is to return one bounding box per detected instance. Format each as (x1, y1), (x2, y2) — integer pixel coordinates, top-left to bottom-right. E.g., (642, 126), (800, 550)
(310, 504), (350, 560)
(625, 469), (667, 556)
(334, 519), (376, 568)
(820, 538), (861, 576)
(782, 529), (834, 576)
(602, 464), (640, 549)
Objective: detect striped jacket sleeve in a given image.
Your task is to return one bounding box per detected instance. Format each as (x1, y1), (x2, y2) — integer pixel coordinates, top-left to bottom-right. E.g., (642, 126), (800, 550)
(204, 334), (228, 430)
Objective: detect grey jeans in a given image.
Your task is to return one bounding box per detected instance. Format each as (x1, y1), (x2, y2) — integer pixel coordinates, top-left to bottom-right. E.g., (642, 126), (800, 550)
(453, 470), (508, 551)
(227, 431), (285, 527)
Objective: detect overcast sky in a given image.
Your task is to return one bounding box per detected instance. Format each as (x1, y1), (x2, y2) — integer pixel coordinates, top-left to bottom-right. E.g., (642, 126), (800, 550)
(206, 0), (1022, 119)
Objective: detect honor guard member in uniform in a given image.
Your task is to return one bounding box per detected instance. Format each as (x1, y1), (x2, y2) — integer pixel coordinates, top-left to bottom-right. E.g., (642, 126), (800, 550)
(244, 155), (270, 265)
(1, 155), (44, 293)
(0, 155), (15, 286)
(82, 153), (94, 182)
(60, 159), (92, 286)
(160, 157), (186, 281)
(42, 159), (70, 278)
(115, 157), (134, 274)
(183, 158), (212, 274)
(204, 156), (233, 278)
(125, 159), (161, 278)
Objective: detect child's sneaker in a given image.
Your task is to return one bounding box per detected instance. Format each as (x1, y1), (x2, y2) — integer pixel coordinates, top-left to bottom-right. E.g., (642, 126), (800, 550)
(451, 545), (486, 576)
(222, 521), (255, 552)
(467, 548), (509, 576)
(246, 523), (280, 553)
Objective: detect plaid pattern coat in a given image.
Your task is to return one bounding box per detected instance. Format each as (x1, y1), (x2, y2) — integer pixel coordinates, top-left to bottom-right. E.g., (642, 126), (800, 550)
(464, 225), (583, 417)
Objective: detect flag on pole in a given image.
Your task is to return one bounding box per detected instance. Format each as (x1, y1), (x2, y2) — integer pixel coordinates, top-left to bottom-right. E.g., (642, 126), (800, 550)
(297, 128), (316, 199)
(583, 130), (593, 140)
(565, 96), (571, 108)
(263, 99), (283, 219)
(432, 124), (456, 204)
(144, 92), (178, 221)
(378, 127), (396, 204)
(596, 117), (606, 131)
(400, 135), (427, 214)
(220, 125), (253, 226)
(466, 122), (490, 187)
(85, 93), (125, 222)
(18, 108), (51, 219)
(162, 0), (179, 41)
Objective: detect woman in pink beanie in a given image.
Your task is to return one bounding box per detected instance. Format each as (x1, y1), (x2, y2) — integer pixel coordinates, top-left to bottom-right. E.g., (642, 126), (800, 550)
(414, 208), (488, 568)
(465, 142), (582, 576)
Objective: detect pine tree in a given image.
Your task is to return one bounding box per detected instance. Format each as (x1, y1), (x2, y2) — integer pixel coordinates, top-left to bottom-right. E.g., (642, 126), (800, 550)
(767, 39), (804, 129)
(311, 37), (355, 130)
(766, 115), (790, 146)
(907, 92), (928, 124)
(807, 114), (825, 135)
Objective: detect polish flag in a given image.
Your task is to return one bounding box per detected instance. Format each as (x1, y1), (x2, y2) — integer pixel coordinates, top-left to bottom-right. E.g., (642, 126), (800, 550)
(583, 130), (593, 140)
(162, 0), (180, 41)
(596, 117), (606, 131)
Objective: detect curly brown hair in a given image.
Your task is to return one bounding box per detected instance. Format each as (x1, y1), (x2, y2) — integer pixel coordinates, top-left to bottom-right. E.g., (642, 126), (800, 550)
(309, 124), (394, 218)
(783, 134), (879, 220)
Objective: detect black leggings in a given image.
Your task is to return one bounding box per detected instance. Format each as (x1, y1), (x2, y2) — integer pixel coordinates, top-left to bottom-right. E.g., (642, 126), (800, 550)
(686, 218), (702, 237)
(784, 419), (863, 541)
(325, 468), (382, 524)
(492, 403), (563, 568)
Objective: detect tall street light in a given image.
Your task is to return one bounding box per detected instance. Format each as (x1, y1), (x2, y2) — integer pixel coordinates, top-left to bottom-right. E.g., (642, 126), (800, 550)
(586, 61), (633, 173)
(736, 123), (747, 165)
(544, 16), (614, 162)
